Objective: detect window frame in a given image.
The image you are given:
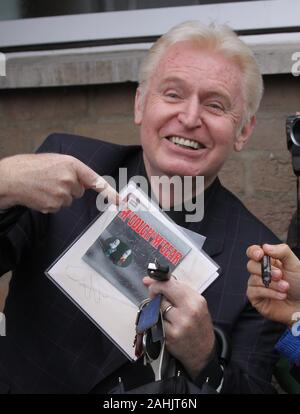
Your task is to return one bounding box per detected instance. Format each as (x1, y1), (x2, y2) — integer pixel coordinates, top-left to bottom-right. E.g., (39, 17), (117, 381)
(0, 0), (299, 50)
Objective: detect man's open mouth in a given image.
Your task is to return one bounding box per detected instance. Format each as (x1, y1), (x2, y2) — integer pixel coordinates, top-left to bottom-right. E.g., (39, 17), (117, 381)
(166, 136), (205, 150)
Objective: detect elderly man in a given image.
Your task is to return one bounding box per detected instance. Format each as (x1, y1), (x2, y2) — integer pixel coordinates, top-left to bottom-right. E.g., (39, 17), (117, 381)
(0, 21), (283, 393)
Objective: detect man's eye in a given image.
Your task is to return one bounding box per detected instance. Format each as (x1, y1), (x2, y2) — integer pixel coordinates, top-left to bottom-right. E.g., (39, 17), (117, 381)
(206, 103), (225, 112)
(165, 91), (181, 100)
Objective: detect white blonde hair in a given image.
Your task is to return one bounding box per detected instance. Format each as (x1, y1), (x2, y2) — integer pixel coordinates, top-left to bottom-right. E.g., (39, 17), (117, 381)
(138, 21), (263, 122)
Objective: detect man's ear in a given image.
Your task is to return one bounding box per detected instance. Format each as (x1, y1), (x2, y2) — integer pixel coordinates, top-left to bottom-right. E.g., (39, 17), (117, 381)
(234, 115), (256, 152)
(134, 87), (143, 125)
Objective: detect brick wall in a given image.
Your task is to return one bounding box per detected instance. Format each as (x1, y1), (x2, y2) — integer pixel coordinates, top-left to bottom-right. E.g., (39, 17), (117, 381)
(0, 75), (299, 307)
(221, 75), (299, 241)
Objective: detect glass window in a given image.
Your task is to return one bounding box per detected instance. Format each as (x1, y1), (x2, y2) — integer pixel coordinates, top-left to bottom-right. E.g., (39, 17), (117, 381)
(0, 0), (271, 21)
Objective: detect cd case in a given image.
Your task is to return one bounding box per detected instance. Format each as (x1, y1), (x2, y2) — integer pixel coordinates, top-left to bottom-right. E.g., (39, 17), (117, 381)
(46, 182), (219, 360)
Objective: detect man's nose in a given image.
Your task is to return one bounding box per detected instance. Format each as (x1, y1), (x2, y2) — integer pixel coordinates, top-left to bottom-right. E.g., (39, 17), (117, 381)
(177, 98), (202, 129)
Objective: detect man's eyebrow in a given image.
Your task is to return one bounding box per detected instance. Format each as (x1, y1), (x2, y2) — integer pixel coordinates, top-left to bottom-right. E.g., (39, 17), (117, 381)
(203, 91), (231, 105)
(159, 76), (232, 106)
(159, 77), (187, 88)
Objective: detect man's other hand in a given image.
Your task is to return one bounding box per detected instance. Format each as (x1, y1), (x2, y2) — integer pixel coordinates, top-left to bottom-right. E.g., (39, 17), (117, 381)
(143, 275), (215, 380)
(0, 153), (119, 213)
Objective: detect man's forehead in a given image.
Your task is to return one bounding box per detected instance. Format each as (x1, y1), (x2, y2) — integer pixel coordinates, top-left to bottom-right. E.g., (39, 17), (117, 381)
(151, 42), (242, 92)
(157, 42), (237, 73)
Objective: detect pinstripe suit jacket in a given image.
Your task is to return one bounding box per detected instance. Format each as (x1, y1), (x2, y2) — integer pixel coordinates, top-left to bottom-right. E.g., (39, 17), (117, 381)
(0, 133), (284, 393)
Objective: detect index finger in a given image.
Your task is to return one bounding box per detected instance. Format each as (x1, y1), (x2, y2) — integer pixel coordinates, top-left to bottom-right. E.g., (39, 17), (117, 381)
(93, 176), (120, 205)
(75, 160), (119, 205)
(246, 245), (264, 262)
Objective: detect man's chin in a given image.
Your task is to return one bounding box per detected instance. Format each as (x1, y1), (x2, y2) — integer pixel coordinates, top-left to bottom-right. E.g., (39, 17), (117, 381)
(143, 155), (204, 178)
(158, 164), (203, 178)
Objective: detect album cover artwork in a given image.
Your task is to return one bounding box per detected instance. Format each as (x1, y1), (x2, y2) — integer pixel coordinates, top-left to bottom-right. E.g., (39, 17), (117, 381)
(46, 182), (219, 360)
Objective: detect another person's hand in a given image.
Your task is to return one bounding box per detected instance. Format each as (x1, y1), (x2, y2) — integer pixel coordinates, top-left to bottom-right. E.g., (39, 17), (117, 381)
(246, 243), (300, 326)
(143, 276), (215, 380)
(0, 153), (119, 213)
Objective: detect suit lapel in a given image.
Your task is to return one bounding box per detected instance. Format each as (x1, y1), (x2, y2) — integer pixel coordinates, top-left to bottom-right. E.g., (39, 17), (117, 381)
(187, 178), (227, 259)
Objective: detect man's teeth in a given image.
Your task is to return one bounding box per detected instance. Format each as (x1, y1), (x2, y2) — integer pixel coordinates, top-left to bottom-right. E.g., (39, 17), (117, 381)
(168, 136), (202, 150)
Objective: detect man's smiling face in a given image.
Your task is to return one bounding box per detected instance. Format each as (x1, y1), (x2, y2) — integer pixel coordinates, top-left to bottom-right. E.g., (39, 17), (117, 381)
(135, 41), (255, 187)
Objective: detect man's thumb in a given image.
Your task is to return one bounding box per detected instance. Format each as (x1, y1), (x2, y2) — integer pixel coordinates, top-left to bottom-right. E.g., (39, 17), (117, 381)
(263, 243), (299, 268)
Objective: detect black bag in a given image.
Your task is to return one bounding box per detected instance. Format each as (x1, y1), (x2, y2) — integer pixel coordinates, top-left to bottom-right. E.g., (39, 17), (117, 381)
(106, 325), (229, 395)
(110, 372), (218, 394)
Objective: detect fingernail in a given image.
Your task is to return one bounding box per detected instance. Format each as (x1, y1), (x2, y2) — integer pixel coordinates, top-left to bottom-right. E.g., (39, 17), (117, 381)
(278, 280), (288, 290)
(94, 177), (107, 190)
(254, 250), (261, 260)
(271, 268), (281, 277)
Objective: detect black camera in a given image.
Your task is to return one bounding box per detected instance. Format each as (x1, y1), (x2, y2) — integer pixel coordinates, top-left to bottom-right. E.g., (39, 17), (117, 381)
(286, 115), (300, 176)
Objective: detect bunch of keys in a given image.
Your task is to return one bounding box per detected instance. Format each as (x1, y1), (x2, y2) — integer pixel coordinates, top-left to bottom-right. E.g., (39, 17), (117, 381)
(133, 259), (170, 365)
